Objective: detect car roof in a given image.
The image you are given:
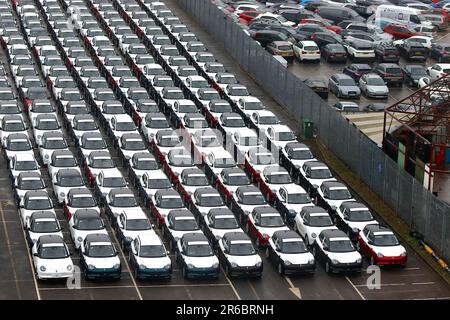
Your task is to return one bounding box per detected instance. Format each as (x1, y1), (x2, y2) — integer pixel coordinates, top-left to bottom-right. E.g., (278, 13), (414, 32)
(169, 209), (194, 218)
(223, 231), (250, 242)
(263, 165), (289, 175)
(182, 232), (208, 242)
(18, 171), (41, 179)
(30, 211), (56, 220)
(195, 187), (220, 196)
(322, 181), (347, 189)
(274, 230), (302, 240)
(321, 229), (347, 239)
(304, 160), (328, 169)
(222, 167), (247, 176)
(38, 234), (64, 244)
(340, 201), (367, 210)
(181, 167), (204, 176)
(25, 190), (49, 198)
(237, 185), (261, 193)
(110, 188), (134, 196)
(365, 224), (391, 233)
(302, 206), (327, 214)
(253, 206), (278, 215)
(85, 233), (111, 243)
(138, 233), (163, 246)
(282, 184), (307, 193)
(208, 208), (234, 217)
(68, 188), (92, 196)
(57, 168), (81, 177)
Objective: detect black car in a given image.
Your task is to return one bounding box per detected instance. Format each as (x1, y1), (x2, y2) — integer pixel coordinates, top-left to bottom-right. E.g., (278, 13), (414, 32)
(314, 6), (365, 24)
(397, 41), (428, 61)
(343, 63), (372, 82)
(266, 230), (315, 275)
(252, 30), (291, 47)
(264, 25), (306, 42)
(303, 78), (329, 99)
(310, 32), (343, 49)
(374, 43), (400, 62)
(373, 63), (404, 87)
(321, 43), (347, 62)
(401, 64), (428, 87)
(429, 43), (450, 62)
(278, 9), (321, 24)
(364, 103), (387, 112)
(296, 23), (331, 39)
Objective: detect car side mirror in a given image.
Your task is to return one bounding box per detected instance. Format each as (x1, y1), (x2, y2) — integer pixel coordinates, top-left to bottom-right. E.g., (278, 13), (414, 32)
(131, 246), (137, 255)
(33, 253), (38, 257)
(368, 240), (373, 245)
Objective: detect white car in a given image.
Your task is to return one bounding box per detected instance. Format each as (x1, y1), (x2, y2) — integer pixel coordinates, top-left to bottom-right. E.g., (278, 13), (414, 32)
(276, 184), (315, 218)
(115, 209), (156, 250)
(426, 63), (450, 80)
(26, 211), (63, 246)
(150, 189), (186, 227)
(184, 75), (209, 96)
(129, 152), (160, 181)
(224, 84), (250, 103)
(254, 12), (295, 27)
(334, 201), (379, 238)
(191, 129), (224, 158)
(32, 235), (74, 280)
(294, 206), (338, 246)
(293, 41), (320, 62)
(52, 168), (87, 204)
(217, 112), (246, 136)
(129, 234), (172, 279)
(260, 165), (294, 197)
(245, 206), (290, 247)
(109, 115), (138, 141)
(344, 39), (375, 60)
(39, 132), (69, 166)
(4, 133), (34, 161)
(191, 187), (227, 217)
(14, 172), (46, 204)
(140, 170), (172, 199)
(249, 110), (280, 134)
(95, 169), (128, 200)
(313, 229), (362, 274)
(141, 113), (170, 141)
(48, 150), (79, 179)
(281, 142), (316, 171)
(203, 208), (242, 243)
(175, 232), (220, 279)
(393, 36), (434, 49)
(106, 188), (141, 219)
(315, 181), (356, 211)
(80, 233), (122, 279)
(204, 149), (237, 177)
(231, 128), (260, 162)
(266, 230), (315, 275)
(19, 190), (55, 227)
(0, 115), (28, 147)
(177, 168), (209, 201)
(9, 153), (40, 181)
(32, 114), (62, 146)
(69, 209), (108, 249)
(299, 161), (336, 193)
(118, 133), (147, 160)
(218, 231), (262, 277)
(79, 132), (108, 160)
(265, 125), (297, 150)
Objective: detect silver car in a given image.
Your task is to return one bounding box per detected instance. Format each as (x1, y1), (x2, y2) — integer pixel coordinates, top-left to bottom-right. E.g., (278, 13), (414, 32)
(329, 73), (361, 99)
(359, 73), (389, 99)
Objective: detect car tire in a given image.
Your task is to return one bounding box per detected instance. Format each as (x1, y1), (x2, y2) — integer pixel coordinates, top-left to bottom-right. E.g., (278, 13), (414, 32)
(134, 266), (139, 279)
(325, 262), (331, 274)
(278, 263), (284, 275)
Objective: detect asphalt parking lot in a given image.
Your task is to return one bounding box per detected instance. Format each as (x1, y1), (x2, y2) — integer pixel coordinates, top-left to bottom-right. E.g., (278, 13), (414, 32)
(0, 0), (449, 301)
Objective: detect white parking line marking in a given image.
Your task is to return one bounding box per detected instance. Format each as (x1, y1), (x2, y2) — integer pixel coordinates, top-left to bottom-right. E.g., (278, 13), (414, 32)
(355, 283), (406, 287)
(345, 276), (366, 300)
(248, 280), (261, 299)
(284, 276), (302, 299)
(221, 267), (241, 300)
(409, 297), (450, 300)
(412, 282), (435, 285)
(38, 283), (232, 291)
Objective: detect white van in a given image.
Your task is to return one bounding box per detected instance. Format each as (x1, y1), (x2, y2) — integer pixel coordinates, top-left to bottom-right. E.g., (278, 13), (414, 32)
(375, 5), (432, 29)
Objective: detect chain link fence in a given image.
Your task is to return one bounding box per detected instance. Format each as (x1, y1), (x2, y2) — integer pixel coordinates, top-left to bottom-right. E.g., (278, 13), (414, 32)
(175, 0), (450, 262)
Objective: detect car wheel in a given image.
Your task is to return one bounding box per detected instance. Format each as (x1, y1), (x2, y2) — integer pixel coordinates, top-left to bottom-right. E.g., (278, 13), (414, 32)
(325, 262), (331, 274)
(278, 263), (284, 275)
(134, 266), (139, 279)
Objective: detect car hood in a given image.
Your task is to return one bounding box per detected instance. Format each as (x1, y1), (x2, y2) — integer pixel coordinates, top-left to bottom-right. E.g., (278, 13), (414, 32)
(226, 253), (261, 267)
(327, 250), (361, 263)
(84, 255), (121, 268)
(183, 255), (219, 268)
(278, 251), (314, 265)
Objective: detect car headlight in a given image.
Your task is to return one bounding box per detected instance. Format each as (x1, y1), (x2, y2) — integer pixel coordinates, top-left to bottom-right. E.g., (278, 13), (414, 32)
(88, 264), (95, 270)
(288, 209), (296, 217)
(215, 235), (221, 240)
(352, 227), (359, 234)
(37, 135), (42, 140)
(284, 260), (291, 266)
(164, 263), (171, 269)
(125, 236), (133, 243)
(356, 258), (362, 264)
(400, 252), (406, 257)
(67, 265), (73, 271)
(243, 210), (249, 215)
(256, 261), (262, 267)
(331, 259), (339, 265)
(311, 232), (317, 239)
(212, 262), (219, 269)
(312, 184), (318, 189)
(39, 265), (46, 272)
(77, 236), (83, 242)
(59, 192), (65, 197)
(32, 239), (37, 244)
(262, 233), (269, 239)
(377, 253), (384, 258)
(230, 262), (238, 267)
(45, 154), (49, 159)
(113, 264), (120, 269)
(308, 258), (315, 264)
(139, 264), (146, 270)
(187, 263), (194, 269)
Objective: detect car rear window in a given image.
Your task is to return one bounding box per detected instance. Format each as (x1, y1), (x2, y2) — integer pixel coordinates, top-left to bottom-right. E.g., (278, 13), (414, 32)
(278, 45), (292, 51)
(304, 45), (318, 51)
(386, 68), (401, 74)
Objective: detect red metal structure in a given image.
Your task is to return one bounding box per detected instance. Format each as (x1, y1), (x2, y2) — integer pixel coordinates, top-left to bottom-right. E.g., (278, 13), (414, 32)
(383, 74), (450, 191)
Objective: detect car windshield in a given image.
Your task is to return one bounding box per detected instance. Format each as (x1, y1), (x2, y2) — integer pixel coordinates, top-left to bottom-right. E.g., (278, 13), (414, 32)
(347, 209), (373, 222)
(178, 104), (197, 113)
(373, 233), (399, 246)
(259, 115), (278, 125)
(173, 218), (197, 230)
(9, 140), (31, 151)
(53, 157), (76, 167)
(116, 122), (136, 131)
(77, 217), (103, 230)
(328, 189), (352, 200)
(169, 155), (193, 166)
(309, 215), (333, 227)
(84, 139), (106, 149)
(112, 196), (137, 207)
(339, 79), (356, 86)
(199, 195), (224, 207)
(139, 245), (166, 258)
(92, 158), (114, 168)
(20, 179), (44, 189)
(227, 174), (250, 186)
(62, 92), (83, 100)
(290, 149), (313, 160)
(229, 242), (256, 255)
(37, 120), (59, 130)
(186, 243), (213, 257)
(213, 217), (238, 229)
(105, 105), (124, 114)
(71, 196), (96, 207)
(214, 158), (235, 168)
(15, 160), (37, 170)
(241, 193), (265, 205)
(328, 239), (354, 252)
(3, 121), (25, 131)
(309, 168), (333, 179)
(148, 178), (171, 189)
(39, 245), (69, 259)
(184, 175), (208, 186)
(75, 120), (98, 131)
(137, 103), (158, 113)
(88, 244), (116, 257)
(31, 220), (59, 233)
(103, 177), (126, 188)
(289, 193), (311, 204)
(267, 173), (292, 184)
(367, 77), (385, 86)
(281, 240), (307, 254)
(277, 131), (295, 141)
(27, 198), (52, 210)
(164, 91), (184, 99)
(45, 138), (67, 149)
(127, 219), (151, 231)
(410, 67), (426, 75)
(224, 118), (245, 127)
(159, 197), (183, 208)
(33, 104), (54, 113)
(260, 215), (284, 227)
(239, 136), (258, 146)
(124, 139), (146, 150)
(135, 159), (158, 170)
(190, 79), (208, 88)
(59, 174), (83, 186)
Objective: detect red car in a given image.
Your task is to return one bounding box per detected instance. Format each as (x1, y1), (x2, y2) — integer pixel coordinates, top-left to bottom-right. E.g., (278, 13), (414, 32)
(239, 10), (260, 25)
(357, 225), (407, 266)
(299, 18), (342, 34)
(383, 24), (424, 39)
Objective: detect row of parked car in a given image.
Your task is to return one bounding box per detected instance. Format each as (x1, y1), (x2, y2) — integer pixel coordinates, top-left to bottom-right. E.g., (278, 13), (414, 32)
(218, 0), (450, 107)
(1, 0), (408, 281)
